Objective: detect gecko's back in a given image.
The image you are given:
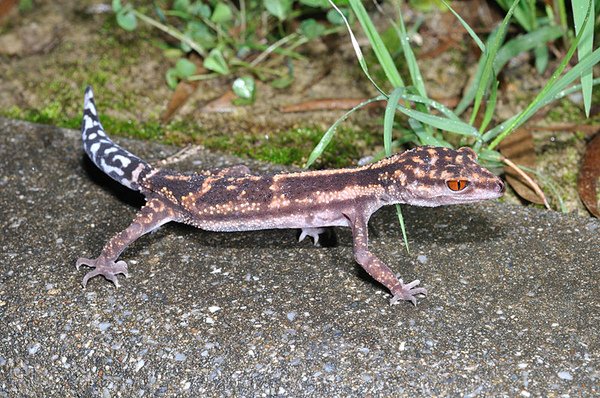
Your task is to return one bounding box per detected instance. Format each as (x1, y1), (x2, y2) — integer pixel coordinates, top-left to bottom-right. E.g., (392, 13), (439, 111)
(141, 145), (504, 234)
(142, 166), (373, 232)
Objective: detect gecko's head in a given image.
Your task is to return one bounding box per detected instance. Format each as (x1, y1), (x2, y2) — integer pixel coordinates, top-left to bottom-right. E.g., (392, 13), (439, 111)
(380, 146), (505, 207)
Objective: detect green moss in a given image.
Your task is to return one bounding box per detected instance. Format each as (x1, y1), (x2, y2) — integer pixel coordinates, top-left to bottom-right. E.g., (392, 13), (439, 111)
(0, 102), (164, 141)
(2, 101), (378, 168)
(2, 104), (80, 129)
(545, 96), (600, 124)
(200, 126), (377, 168)
(560, 148), (580, 186)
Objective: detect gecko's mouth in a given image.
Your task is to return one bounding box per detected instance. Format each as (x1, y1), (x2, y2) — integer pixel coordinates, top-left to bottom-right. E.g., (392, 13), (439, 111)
(467, 177), (505, 198)
(496, 179), (506, 194)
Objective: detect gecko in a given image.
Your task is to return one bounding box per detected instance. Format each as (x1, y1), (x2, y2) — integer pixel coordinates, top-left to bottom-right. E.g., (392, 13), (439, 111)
(76, 86), (505, 305)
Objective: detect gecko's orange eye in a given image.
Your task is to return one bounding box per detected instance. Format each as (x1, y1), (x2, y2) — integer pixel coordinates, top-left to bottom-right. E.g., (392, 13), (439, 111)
(447, 179), (469, 191)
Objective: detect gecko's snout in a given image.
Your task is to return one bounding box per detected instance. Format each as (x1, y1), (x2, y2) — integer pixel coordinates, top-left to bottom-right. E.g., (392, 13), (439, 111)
(495, 179), (506, 194)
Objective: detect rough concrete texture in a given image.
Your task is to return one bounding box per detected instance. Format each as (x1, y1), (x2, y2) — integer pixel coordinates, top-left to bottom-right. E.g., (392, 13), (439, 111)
(0, 117), (598, 397)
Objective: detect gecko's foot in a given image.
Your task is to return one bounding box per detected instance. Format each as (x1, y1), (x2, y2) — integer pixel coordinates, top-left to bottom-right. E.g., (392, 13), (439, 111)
(299, 227), (326, 246)
(75, 256), (129, 288)
(390, 279), (427, 306)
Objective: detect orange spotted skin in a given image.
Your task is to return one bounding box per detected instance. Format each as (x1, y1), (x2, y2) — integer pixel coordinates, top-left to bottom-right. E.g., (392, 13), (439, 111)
(76, 88), (505, 305)
(141, 146), (504, 233)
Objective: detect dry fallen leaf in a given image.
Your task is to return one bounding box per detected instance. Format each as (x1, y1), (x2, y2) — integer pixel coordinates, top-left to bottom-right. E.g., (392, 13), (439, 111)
(161, 54), (205, 123)
(499, 127), (546, 205)
(161, 80), (198, 123)
(577, 133), (600, 218)
(0, 0), (17, 21)
(201, 89), (237, 113)
(280, 98), (382, 113)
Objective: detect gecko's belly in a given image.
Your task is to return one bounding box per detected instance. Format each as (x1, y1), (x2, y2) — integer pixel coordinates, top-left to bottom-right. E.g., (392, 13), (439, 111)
(183, 207), (350, 233)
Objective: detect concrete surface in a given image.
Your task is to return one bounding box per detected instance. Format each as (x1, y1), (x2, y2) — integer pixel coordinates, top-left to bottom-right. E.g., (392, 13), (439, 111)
(0, 117), (598, 397)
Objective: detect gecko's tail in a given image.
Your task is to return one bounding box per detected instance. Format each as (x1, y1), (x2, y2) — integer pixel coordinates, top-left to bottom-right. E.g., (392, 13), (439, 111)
(81, 86), (152, 191)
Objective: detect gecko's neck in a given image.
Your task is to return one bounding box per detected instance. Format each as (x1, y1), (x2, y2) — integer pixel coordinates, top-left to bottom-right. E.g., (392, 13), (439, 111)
(361, 154), (411, 204)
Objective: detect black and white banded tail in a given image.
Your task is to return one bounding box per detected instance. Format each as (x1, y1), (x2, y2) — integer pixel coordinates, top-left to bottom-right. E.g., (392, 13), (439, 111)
(81, 86), (152, 191)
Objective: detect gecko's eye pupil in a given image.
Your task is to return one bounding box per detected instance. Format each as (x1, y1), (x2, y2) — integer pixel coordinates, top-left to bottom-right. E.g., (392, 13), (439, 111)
(447, 179), (469, 191)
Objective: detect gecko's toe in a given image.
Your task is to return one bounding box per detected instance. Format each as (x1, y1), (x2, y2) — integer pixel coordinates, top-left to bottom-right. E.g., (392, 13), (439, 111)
(75, 257), (92, 270)
(390, 279), (427, 306)
(298, 227), (325, 247)
(76, 257), (129, 287)
(298, 230), (308, 242)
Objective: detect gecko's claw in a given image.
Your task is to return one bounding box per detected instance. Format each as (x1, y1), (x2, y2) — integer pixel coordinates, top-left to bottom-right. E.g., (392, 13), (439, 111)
(76, 257), (129, 288)
(299, 227), (326, 247)
(390, 279), (427, 306)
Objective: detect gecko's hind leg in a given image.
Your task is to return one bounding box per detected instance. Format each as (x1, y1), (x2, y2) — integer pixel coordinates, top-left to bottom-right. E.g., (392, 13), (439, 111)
(76, 198), (178, 287)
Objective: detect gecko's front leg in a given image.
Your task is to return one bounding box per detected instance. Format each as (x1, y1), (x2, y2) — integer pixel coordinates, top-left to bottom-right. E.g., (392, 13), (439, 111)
(76, 198), (179, 287)
(347, 210), (427, 305)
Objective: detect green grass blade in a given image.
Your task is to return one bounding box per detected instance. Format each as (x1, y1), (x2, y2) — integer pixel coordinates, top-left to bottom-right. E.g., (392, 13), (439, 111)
(487, 6), (596, 150)
(572, 0), (594, 117)
(494, 25), (563, 72)
(440, 0), (485, 51)
(383, 88), (405, 156)
(396, 104), (481, 137)
(327, 0), (387, 96)
(495, 0), (533, 31)
(482, 114), (517, 142)
(478, 148), (503, 168)
(556, 0), (568, 33)
(133, 10), (206, 57)
(548, 77), (600, 101)
(457, 25), (562, 117)
(392, 2), (426, 97)
(484, 50), (600, 144)
(409, 119), (452, 147)
(304, 95), (386, 168)
(384, 91), (412, 253)
(513, 0), (533, 31)
(455, 28), (500, 115)
(480, 80), (498, 133)
(394, 203), (410, 254)
(379, 85), (411, 253)
(532, 49), (600, 110)
(534, 44), (549, 74)
(470, 0), (522, 125)
(347, 0), (404, 88)
(400, 93), (463, 121)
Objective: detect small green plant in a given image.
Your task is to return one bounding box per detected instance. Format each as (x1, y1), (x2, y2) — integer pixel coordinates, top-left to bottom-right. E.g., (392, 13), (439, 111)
(112, 0), (346, 101)
(307, 0), (599, 249)
(493, 0), (561, 74)
(18, 0), (33, 12)
(493, 0), (598, 115)
(308, 0), (598, 171)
